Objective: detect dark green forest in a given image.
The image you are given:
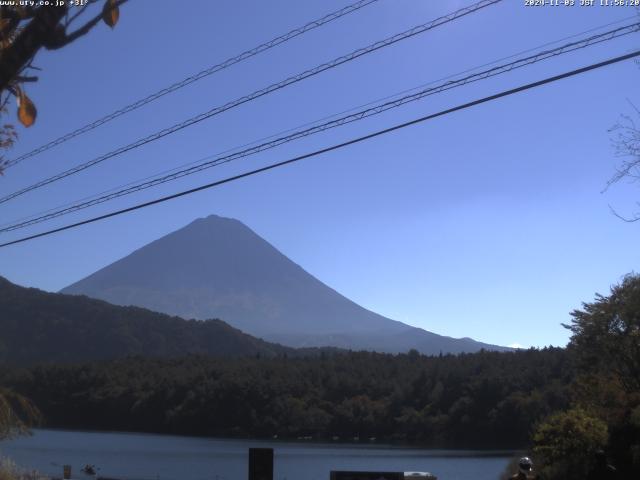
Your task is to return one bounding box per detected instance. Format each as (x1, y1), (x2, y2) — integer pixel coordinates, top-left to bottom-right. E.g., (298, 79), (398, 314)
(1, 275), (639, 479)
(0, 276), (308, 363)
(0, 348), (570, 448)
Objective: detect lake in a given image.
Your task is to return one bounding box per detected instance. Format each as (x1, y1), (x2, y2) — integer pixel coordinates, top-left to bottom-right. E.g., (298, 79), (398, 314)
(0, 429), (516, 480)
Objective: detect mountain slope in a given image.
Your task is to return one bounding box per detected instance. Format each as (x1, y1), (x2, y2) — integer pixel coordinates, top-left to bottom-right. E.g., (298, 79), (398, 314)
(62, 215), (509, 354)
(0, 276), (295, 365)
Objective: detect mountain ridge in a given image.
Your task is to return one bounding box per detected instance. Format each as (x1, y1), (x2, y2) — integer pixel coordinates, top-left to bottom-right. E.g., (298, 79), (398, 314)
(62, 214), (509, 354)
(0, 275), (313, 365)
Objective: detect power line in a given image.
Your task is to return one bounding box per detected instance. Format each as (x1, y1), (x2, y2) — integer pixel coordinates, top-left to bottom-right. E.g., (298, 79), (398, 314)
(5, 14), (635, 232)
(1, 21), (637, 234)
(0, 0), (502, 205)
(2, 0), (382, 170)
(1, 48), (637, 249)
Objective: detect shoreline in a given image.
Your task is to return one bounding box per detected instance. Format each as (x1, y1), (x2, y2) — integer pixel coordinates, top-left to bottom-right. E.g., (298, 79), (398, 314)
(17, 428), (522, 456)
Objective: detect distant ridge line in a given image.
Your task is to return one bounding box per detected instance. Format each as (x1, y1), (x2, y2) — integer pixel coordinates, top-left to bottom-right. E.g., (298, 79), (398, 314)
(60, 214), (511, 354)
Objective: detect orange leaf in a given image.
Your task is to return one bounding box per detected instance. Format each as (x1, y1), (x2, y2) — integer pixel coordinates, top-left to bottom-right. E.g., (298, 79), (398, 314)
(17, 91), (37, 128)
(102, 0), (120, 28)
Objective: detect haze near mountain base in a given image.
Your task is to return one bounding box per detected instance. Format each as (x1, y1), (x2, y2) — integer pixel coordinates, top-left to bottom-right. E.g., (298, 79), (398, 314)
(62, 215), (508, 354)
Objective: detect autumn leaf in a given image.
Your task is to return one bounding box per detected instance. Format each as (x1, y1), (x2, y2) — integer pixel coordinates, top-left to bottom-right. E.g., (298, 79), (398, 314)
(0, 18), (10, 34)
(16, 90), (36, 127)
(102, 0), (120, 28)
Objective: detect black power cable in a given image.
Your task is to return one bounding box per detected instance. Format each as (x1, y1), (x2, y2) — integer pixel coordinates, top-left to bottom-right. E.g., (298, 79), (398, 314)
(0, 0), (502, 205)
(1, 21), (637, 234)
(2, 48), (637, 249)
(2, 0), (382, 169)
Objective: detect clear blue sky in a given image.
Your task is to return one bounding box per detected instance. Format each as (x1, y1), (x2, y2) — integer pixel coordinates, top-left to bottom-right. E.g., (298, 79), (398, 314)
(0, 0), (638, 348)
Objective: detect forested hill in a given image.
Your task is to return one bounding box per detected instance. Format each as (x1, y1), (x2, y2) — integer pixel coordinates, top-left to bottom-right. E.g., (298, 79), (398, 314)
(0, 276), (300, 364)
(1, 348), (571, 448)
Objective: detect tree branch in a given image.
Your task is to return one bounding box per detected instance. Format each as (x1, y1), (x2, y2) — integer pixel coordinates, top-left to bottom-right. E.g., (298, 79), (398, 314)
(47, 0), (128, 50)
(609, 204), (640, 223)
(15, 75), (38, 83)
(64, 0), (100, 28)
(0, 5), (68, 93)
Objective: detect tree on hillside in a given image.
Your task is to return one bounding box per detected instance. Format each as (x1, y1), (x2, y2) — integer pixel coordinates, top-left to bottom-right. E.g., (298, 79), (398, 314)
(564, 274), (640, 393)
(0, 0), (127, 173)
(533, 408), (608, 480)
(560, 274), (640, 477)
(0, 387), (39, 439)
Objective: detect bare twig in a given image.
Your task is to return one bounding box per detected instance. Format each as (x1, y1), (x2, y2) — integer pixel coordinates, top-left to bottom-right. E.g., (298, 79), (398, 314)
(15, 75), (38, 83)
(64, 0), (100, 29)
(609, 204), (640, 222)
(606, 104), (640, 192)
(48, 0), (128, 49)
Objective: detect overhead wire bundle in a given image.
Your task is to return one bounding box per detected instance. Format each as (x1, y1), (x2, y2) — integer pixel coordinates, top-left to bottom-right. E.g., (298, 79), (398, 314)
(2, 48), (639, 249)
(1, 0), (383, 170)
(0, 20), (638, 235)
(1, 0), (638, 248)
(0, 0), (503, 205)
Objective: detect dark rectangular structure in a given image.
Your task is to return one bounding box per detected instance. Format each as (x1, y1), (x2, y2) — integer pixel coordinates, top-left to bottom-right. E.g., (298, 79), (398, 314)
(249, 447), (273, 480)
(330, 472), (404, 480)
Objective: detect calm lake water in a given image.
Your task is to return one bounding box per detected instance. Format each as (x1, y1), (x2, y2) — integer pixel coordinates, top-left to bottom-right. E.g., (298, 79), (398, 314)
(0, 429), (515, 480)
